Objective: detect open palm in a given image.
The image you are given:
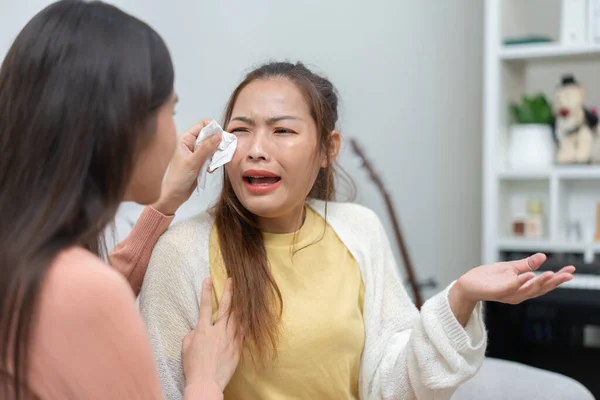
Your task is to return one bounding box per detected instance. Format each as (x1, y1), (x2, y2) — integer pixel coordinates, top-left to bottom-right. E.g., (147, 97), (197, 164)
(456, 253), (575, 305)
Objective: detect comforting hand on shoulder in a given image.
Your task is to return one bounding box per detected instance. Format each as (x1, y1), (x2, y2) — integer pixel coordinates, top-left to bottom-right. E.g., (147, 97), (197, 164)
(456, 253), (574, 305)
(182, 277), (242, 392)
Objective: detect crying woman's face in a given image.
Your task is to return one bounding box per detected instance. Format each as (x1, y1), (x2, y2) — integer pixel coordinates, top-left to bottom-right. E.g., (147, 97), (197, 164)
(225, 78), (327, 232)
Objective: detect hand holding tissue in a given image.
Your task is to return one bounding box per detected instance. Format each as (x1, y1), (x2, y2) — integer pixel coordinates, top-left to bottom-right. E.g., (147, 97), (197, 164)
(194, 120), (237, 191)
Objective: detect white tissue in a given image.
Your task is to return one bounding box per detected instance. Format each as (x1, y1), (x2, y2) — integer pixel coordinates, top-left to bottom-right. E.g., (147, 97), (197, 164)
(194, 120), (237, 191)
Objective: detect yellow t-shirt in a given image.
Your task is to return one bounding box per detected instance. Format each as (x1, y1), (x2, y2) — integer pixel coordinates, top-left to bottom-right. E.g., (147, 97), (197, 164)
(209, 207), (365, 399)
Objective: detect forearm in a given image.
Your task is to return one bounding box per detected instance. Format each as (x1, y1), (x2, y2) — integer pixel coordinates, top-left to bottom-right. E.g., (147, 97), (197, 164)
(447, 281), (478, 327)
(152, 196), (181, 217)
(108, 206), (173, 295)
(184, 382), (223, 400)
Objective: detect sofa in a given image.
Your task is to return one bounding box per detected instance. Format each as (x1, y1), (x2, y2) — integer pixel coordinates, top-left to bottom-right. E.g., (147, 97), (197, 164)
(453, 357), (594, 400)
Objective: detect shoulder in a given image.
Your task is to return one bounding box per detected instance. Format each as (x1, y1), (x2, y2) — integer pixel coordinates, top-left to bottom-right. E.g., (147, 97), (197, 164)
(159, 210), (214, 244)
(308, 199), (383, 233)
(143, 211), (213, 288)
(33, 248), (164, 399)
(307, 199), (390, 267)
(149, 211), (214, 268)
(40, 247), (135, 328)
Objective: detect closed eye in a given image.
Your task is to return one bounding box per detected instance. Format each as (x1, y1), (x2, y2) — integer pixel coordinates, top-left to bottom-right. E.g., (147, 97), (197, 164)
(274, 128), (297, 134)
(230, 127), (249, 134)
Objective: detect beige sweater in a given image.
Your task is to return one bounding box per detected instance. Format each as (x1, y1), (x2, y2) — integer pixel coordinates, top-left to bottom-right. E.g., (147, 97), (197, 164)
(139, 200), (488, 400)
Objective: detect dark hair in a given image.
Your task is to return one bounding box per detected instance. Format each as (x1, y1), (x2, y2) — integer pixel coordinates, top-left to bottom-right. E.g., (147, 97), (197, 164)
(0, 1), (174, 397)
(212, 61), (353, 364)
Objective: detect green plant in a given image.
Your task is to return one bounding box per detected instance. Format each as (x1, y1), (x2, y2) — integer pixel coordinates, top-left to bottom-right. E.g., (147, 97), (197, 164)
(509, 94), (554, 124)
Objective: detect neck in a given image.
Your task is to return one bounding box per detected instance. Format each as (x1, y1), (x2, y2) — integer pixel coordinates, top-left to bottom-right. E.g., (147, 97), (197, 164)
(256, 205), (306, 234)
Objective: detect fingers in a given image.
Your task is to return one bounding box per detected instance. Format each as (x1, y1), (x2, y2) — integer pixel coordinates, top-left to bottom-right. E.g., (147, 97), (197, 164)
(556, 265), (576, 275)
(198, 278), (214, 329)
(504, 265), (575, 304)
(511, 253), (546, 274)
(500, 272), (552, 304)
(520, 271), (553, 293)
(192, 134), (221, 167)
(179, 119), (215, 151)
(182, 330), (193, 350)
(519, 266), (575, 295)
(536, 270), (574, 297)
(186, 119), (213, 139)
(226, 310), (239, 340)
(515, 271), (536, 287)
(216, 278), (233, 324)
(179, 131), (198, 150)
(233, 326), (244, 354)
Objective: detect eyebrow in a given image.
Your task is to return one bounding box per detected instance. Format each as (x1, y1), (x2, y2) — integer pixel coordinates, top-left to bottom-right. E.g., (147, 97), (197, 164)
(230, 115), (301, 125)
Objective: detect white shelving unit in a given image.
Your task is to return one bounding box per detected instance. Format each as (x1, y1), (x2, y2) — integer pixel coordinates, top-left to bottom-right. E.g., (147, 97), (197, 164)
(483, 0), (600, 264)
(499, 43), (600, 61)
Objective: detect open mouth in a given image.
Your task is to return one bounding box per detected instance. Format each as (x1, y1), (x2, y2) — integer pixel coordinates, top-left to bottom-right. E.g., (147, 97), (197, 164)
(242, 170), (282, 194)
(245, 176), (281, 185)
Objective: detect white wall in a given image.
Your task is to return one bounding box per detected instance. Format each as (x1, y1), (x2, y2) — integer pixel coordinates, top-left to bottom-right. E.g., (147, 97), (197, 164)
(0, 0), (484, 298)
(431, 3), (484, 293)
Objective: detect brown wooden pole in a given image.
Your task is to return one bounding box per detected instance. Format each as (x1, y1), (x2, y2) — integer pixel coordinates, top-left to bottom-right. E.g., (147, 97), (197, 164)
(349, 138), (423, 309)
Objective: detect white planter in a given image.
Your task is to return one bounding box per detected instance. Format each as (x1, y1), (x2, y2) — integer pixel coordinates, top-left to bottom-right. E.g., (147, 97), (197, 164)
(508, 124), (555, 169)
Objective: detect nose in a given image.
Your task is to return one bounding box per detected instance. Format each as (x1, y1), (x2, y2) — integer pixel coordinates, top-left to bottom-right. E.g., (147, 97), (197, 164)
(247, 131), (270, 162)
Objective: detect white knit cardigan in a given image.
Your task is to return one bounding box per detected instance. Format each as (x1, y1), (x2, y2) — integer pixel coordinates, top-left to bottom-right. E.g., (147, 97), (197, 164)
(138, 200), (487, 400)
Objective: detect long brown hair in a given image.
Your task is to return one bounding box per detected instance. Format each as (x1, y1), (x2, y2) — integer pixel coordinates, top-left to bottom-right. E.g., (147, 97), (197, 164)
(0, 1), (174, 398)
(212, 61), (352, 364)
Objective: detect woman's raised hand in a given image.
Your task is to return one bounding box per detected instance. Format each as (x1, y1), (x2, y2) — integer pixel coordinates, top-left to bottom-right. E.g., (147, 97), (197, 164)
(455, 253), (574, 305)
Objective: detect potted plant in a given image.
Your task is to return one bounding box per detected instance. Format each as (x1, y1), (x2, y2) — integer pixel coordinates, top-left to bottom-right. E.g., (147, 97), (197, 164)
(507, 94), (555, 169)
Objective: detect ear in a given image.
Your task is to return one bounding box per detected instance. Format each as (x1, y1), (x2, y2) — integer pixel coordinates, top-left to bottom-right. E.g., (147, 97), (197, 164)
(320, 130), (341, 168)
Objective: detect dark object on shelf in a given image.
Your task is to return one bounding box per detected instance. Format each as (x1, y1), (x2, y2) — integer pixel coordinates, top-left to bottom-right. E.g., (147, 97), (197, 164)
(487, 250), (600, 397)
(485, 300), (600, 397)
(503, 36), (553, 45)
(349, 138), (437, 309)
(513, 221), (526, 236)
(502, 251), (600, 275)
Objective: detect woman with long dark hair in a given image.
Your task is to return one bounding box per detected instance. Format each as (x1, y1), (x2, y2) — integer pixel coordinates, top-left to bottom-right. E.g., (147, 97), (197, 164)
(0, 1), (240, 399)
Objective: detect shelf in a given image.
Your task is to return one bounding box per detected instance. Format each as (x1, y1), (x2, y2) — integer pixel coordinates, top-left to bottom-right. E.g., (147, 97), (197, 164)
(498, 166), (600, 180)
(483, 1), (600, 266)
(556, 166), (600, 180)
(498, 169), (551, 180)
(499, 43), (600, 61)
(497, 238), (600, 254)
